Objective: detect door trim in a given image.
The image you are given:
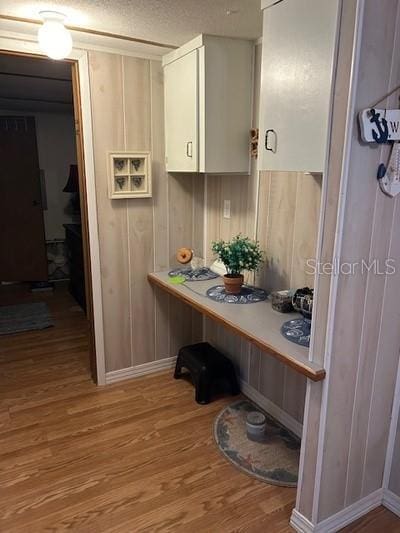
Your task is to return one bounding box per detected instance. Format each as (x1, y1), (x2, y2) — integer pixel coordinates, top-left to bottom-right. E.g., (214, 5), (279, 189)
(0, 41), (106, 385)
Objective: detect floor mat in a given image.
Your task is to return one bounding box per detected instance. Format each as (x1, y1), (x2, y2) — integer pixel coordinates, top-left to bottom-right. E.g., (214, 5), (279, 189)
(0, 302), (53, 335)
(214, 399), (300, 487)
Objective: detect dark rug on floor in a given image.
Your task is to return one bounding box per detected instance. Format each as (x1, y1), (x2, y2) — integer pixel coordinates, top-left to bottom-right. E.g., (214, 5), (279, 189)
(214, 399), (300, 487)
(0, 302), (53, 335)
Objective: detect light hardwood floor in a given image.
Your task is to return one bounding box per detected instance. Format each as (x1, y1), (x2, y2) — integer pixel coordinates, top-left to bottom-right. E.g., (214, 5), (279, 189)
(0, 284), (399, 532)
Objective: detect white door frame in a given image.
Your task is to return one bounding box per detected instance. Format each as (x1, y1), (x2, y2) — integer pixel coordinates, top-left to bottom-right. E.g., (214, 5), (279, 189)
(0, 34), (106, 385)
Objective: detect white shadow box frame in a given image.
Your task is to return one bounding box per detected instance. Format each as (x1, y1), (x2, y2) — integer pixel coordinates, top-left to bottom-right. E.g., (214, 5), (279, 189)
(108, 151), (152, 199)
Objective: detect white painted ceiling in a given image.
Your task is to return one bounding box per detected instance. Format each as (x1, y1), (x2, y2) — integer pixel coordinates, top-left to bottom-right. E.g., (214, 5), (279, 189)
(3, 0), (262, 47)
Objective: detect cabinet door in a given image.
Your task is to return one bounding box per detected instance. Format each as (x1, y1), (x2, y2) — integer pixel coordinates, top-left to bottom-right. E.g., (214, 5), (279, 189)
(164, 49), (198, 172)
(259, 0), (339, 172)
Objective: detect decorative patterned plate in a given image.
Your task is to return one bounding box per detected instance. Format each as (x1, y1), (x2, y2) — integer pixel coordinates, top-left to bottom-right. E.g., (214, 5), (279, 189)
(281, 318), (311, 347)
(206, 285), (268, 304)
(168, 267), (219, 281)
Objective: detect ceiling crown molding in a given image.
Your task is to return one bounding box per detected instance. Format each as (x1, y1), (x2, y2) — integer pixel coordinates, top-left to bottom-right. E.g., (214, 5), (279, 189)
(0, 13), (177, 50)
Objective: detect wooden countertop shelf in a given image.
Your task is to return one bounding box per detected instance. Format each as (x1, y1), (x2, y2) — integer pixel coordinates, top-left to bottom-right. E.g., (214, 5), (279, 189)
(148, 272), (326, 382)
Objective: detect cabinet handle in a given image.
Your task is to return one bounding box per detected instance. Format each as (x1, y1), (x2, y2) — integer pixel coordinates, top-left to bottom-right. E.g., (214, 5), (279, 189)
(186, 141), (193, 158)
(265, 129), (277, 153)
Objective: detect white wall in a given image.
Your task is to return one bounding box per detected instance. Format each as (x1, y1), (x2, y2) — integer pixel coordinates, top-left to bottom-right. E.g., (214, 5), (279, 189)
(0, 110), (77, 240)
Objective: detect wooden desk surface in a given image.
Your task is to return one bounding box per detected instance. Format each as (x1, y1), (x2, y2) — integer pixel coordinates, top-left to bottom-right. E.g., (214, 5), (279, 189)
(148, 272), (326, 382)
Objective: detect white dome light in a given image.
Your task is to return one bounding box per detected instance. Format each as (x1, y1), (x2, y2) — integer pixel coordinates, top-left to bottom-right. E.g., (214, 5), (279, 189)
(38, 11), (72, 60)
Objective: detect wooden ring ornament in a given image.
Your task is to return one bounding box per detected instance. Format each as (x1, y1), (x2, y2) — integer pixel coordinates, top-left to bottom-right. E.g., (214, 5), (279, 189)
(176, 247), (193, 264)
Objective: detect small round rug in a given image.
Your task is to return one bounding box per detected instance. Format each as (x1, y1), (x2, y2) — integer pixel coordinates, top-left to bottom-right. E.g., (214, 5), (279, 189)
(214, 400), (300, 487)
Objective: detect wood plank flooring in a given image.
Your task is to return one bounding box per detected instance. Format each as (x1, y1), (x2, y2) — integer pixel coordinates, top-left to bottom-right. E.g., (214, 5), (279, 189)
(342, 506), (400, 532)
(0, 284), (399, 532)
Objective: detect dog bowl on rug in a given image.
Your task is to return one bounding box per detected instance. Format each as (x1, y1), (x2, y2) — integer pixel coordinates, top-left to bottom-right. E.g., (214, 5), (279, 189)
(246, 411), (267, 442)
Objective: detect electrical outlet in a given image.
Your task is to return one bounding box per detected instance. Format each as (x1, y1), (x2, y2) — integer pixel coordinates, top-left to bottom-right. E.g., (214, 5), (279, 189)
(223, 200), (231, 219)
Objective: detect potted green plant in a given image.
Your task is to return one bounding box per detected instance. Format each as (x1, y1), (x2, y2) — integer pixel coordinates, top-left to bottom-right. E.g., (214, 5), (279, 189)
(211, 234), (263, 294)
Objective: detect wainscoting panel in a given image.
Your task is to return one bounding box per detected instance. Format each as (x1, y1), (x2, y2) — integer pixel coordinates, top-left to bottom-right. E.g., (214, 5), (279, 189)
(89, 52), (204, 372)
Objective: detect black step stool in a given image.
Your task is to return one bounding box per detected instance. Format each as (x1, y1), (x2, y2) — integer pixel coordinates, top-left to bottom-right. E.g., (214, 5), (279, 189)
(174, 342), (240, 404)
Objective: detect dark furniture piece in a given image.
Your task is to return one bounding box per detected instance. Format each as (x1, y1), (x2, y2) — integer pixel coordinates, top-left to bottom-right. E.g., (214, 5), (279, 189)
(64, 224), (86, 312)
(0, 116), (48, 281)
(174, 342), (240, 404)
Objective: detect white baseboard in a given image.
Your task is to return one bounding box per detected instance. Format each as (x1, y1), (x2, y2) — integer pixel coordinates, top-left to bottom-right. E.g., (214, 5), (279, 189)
(105, 356), (177, 384)
(290, 489), (383, 533)
(240, 380), (303, 438)
(290, 509), (315, 533)
(383, 489), (400, 518)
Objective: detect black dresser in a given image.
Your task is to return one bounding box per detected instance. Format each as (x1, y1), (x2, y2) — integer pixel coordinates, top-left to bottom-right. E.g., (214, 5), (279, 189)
(64, 224), (86, 311)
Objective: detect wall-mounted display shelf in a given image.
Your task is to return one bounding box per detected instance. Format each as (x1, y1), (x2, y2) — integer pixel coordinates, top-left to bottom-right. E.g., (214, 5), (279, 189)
(108, 151), (152, 199)
(148, 271), (326, 382)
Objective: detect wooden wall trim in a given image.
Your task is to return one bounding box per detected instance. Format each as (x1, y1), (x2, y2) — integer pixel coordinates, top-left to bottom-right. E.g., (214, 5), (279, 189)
(308, 0), (343, 368)
(311, 0), (365, 522)
(71, 60), (97, 382)
(75, 50), (107, 384)
(0, 14), (176, 50)
(0, 41), (107, 384)
(0, 24), (171, 62)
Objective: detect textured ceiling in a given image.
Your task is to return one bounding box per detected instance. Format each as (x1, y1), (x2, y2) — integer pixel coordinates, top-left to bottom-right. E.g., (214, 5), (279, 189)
(3, 0), (262, 47)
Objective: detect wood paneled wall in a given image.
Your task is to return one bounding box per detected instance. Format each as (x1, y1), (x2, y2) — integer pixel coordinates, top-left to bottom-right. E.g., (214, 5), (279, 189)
(203, 45), (322, 426)
(256, 171), (322, 292)
(88, 46), (321, 429)
(297, 0), (400, 525)
(204, 172), (321, 426)
(88, 52), (203, 372)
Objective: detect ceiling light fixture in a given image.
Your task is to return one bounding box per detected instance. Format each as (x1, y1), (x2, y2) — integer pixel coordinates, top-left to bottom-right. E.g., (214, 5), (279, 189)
(38, 11), (72, 60)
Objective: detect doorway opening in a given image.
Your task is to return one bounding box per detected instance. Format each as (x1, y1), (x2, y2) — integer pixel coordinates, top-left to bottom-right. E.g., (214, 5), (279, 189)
(0, 51), (97, 383)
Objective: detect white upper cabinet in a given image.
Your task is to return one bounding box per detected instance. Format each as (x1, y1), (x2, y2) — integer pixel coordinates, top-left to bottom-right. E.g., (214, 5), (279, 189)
(259, 0), (340, 173)
(164, 49), (199, 172)
(163, 35), (253, 174)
